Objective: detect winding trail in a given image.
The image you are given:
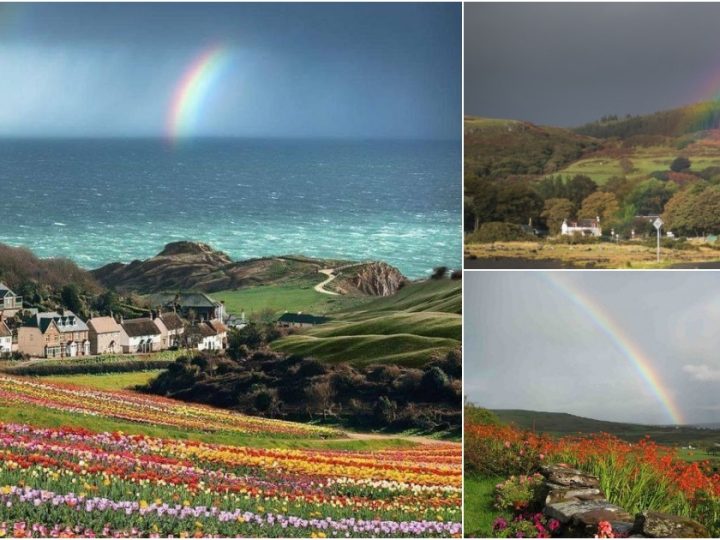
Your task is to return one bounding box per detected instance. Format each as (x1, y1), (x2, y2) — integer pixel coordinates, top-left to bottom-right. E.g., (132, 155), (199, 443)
(313, 262), (372, 296)
(314, 269), (340, 296)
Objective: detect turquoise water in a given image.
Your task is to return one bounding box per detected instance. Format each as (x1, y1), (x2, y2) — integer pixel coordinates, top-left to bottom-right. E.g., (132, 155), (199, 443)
(0, 138), (460, 278)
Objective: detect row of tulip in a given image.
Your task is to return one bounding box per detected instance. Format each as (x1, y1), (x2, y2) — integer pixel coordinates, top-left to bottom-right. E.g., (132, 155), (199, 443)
(0, 376), (338, 438)
(0, 423), (462, 537)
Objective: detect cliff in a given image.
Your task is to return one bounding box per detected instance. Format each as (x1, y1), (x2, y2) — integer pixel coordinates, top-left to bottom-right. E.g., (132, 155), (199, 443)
(92, 241), (407, 296)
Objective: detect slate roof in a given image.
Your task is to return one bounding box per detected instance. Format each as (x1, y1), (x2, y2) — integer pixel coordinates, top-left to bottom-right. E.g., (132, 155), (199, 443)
(277, 313), (331, 325)
(36, 311), (88, 333)
(148, 292), (220, 309)
(121, 318), (161, 337)
(88, 316), (122, 334)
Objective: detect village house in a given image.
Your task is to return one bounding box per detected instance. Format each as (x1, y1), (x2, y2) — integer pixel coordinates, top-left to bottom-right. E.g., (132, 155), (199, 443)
(0, 282), (23, 318)
(0, 321), (12, 355)
(186, 319), (227, 351)
(155, 311), (186, 349)
(17, 317), (63, 358)
(33, 311), (90, 357)
(277, 312), (331, 329)
(119, 318), (162, 353)
(148, 292), (225, 322)
(561, 217), (602, 237)
(87, 316), (122, 355)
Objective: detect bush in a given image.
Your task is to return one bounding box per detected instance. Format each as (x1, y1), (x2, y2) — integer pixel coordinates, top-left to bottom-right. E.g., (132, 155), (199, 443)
(494, 474), (545, 512)
(466, 222), (533, 243)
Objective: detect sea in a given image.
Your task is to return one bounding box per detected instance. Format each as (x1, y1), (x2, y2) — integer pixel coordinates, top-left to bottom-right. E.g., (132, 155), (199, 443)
(0, 138), (460, 279)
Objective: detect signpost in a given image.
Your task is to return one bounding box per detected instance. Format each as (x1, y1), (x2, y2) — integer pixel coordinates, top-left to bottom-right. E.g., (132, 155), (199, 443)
(653, 217), (664, 263)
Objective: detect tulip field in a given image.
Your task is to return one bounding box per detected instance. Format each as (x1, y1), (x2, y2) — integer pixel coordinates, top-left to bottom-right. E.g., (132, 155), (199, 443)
(0, 376), (462, 537)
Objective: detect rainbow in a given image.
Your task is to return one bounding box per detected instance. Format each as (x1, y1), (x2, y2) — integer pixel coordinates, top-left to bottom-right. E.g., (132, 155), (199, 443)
(166, 45), (230, 142)
(541, 273), (684, 425)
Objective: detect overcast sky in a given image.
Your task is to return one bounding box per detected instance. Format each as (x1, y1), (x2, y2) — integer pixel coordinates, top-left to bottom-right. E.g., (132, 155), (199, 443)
(465, 271), (720, 426)
(465, 3), (720, 126)
(0, 3), (460, 138)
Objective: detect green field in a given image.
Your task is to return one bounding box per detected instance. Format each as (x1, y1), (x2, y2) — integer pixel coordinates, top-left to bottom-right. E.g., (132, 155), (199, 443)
(39, 370), (162, 390)
(272, 280), (461, 366)
(464, 475), (501, 537)
(213, 278), (369, 318)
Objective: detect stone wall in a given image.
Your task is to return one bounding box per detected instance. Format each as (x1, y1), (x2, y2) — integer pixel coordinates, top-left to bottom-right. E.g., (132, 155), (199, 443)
(538, 464), (709, 538)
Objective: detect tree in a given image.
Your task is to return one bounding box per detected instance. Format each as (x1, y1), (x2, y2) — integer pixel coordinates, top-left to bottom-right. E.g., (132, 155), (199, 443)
(493, 183), (544, 225)
(578, 192), (620, 222)
(626, 179), (677, 216)
(663, 184), (720, 235)
(670, 156), (691, 172)
(60, 284), (83, 314)
(541, 198), (575, 235)
(565, 175), (598, 206)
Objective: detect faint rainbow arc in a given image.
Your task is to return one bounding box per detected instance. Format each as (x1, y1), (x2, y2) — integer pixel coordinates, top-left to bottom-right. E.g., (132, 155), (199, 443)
(166, 45), (230, 142)
(541, 274), (684, 425)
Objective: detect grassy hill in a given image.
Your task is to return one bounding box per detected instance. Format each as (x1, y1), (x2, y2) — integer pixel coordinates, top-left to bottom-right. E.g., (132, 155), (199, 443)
(464, 116), (602, 179)
(492, 409), (720, 446)
(272, 279), (461, 366)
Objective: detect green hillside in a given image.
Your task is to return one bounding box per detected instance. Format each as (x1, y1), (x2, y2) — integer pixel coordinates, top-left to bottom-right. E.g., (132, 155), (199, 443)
(272, 279), (461, 366)
(492, 409), (720, 446)
(464, 116), (601, 179)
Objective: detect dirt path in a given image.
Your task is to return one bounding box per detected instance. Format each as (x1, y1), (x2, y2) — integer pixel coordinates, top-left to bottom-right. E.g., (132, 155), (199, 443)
(314, 269), (341, 296)
(343, 431), (456, 446)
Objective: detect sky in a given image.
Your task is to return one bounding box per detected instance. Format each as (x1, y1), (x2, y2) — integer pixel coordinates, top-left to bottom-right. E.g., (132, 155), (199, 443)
(465, 271), (720, 426)
(0, 3), (460, 139)
(465, 3), (720, 127)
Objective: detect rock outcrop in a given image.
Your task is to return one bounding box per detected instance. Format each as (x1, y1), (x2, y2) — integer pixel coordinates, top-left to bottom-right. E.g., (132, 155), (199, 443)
(333, 262), (407, 297)
(92, 242), (407, 296)
(538, 464), (709, 538)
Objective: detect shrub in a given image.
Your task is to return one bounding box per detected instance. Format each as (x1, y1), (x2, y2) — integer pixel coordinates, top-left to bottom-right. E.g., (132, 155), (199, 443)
(466, 222), (533, 243)
(494, 474), (544, 512)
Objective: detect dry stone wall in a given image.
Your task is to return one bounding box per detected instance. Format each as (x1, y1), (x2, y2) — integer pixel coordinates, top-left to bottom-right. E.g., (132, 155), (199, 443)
(538, 464), (709, 538)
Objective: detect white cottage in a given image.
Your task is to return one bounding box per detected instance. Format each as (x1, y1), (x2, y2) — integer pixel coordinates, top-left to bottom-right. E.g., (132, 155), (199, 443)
(119, 318), (162, 353)
(561, 217), (602, 237)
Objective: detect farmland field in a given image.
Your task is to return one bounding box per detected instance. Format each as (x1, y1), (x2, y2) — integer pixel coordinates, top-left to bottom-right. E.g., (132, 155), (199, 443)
(0, 375), (461, 537)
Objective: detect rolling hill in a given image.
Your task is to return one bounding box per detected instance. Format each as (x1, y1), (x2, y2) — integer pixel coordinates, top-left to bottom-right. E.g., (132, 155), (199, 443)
(492, 409), (720, 446)
(271, 279), (462, 367)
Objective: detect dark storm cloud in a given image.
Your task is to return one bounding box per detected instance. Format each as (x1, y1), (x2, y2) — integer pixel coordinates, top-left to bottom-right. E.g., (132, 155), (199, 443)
(0, 3), (460, 139)
(464, 271), (720, 426)
(465, 3), (720, 127)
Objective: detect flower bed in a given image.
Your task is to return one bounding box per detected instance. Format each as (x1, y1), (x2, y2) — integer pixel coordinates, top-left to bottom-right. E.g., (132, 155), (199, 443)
(0, 422), (461, 537)
(465, 421), (720, 536)
(0, 376), (339, 438)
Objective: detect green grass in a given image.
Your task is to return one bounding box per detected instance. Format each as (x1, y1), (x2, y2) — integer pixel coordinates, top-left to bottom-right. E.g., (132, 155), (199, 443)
(213, 278), (369, 319)
(340, 279), (461, 315)
(39, 370), (163, 391)
(273, 334), (458, 367)
(300, 311), (461, 340)
(0, 401), (414, 451)
(271, 280), (461, 366)
(464, 475), (501, 537)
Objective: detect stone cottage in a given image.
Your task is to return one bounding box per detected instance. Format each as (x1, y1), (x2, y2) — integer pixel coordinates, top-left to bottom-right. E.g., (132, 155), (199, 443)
(87, 316), (123, 355)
